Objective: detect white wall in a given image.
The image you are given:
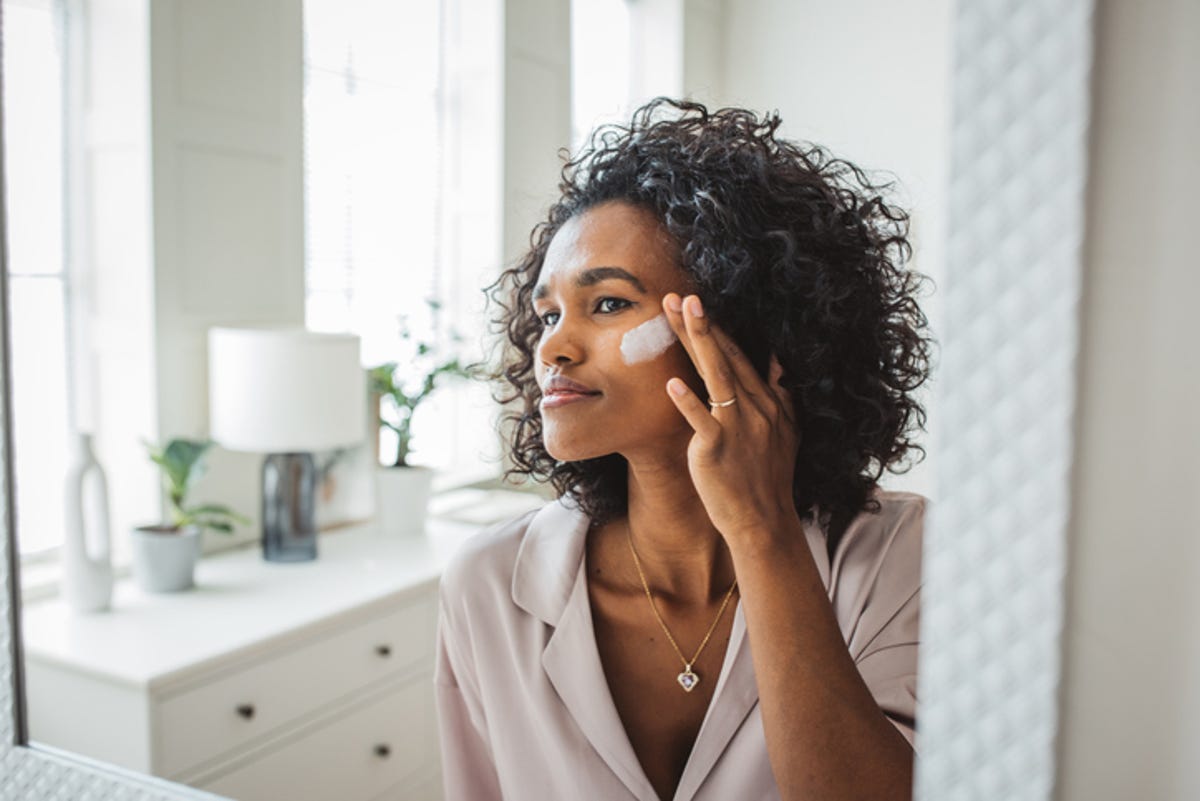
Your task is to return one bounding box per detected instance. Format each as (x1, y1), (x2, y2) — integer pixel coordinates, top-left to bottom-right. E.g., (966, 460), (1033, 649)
(148, 0), (306, 551)
(77, 0), (304, 556)
(501, 0), (572, 267)
(1056, 0), (1200, 798)
(73, 0), (306, 558)
(687, 0), (953, 500)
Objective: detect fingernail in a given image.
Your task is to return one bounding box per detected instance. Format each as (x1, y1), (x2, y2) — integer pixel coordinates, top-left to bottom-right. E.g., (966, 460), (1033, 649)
(665, 294), (682, 313)
(668, 378), (687, 396)
(687, 296), (704, 317)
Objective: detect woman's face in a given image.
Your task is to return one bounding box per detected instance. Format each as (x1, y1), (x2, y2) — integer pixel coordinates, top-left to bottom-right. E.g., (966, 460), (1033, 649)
(532, 200), (705, 463)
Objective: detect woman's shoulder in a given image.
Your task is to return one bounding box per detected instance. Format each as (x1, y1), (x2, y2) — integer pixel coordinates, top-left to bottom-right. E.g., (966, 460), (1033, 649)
(438, 494), (593, 633)
(872, 488), (929, 531)
(860, 487), (928, 531)
(439, 505), (542, 610)
(836, 488), (928, 589)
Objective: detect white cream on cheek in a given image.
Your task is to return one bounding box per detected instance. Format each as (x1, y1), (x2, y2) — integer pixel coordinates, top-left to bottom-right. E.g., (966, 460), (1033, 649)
(619, 313), (677, 364)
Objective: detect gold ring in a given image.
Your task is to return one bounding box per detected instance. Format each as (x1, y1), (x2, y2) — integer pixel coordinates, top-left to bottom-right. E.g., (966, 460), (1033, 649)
(708, 396), (737, 408)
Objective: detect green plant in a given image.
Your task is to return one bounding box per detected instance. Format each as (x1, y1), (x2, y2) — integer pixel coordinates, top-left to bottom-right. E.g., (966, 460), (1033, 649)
(368, 304), (474, 468)
(143, 438), (249, 534)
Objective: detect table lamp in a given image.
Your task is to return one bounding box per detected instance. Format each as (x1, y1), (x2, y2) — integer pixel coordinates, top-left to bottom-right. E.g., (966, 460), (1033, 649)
(208, 327), (366, 562)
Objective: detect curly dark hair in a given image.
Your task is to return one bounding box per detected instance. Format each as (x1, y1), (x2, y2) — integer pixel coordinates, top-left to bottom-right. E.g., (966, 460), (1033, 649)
(481, 97), (936, 558)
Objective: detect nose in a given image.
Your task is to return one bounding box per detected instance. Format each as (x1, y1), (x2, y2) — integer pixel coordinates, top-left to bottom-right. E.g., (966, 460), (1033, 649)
(536, 313), (585, 367)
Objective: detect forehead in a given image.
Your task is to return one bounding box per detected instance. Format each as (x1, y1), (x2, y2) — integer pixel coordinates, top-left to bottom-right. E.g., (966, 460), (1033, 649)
(535, 201), (686, 297)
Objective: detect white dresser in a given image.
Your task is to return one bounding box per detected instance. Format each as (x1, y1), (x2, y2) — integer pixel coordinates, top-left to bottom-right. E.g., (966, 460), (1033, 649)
(20, 515), (494, 801)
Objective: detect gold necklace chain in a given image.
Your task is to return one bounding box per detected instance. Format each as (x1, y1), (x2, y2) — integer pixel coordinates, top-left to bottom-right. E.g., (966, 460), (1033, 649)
(625, 524), (738, 693)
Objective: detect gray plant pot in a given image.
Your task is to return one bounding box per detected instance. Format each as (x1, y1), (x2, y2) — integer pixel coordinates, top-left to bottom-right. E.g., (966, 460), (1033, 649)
(130, 524), (202, 593)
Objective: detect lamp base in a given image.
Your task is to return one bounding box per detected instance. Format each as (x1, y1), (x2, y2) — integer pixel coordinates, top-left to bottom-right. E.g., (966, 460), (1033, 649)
(261, 452), (318, 562)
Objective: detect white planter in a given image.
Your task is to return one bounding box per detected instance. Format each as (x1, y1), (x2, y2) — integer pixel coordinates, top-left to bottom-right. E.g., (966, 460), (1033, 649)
(375, 465), (434, 536)
(130, 525), (202, 593)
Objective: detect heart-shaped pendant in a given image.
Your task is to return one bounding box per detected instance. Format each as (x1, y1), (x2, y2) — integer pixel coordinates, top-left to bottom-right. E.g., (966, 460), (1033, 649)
(677, 670), (699, 692)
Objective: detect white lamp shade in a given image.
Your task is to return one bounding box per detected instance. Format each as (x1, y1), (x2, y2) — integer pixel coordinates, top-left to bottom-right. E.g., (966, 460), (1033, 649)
(208, 327), (367, 453)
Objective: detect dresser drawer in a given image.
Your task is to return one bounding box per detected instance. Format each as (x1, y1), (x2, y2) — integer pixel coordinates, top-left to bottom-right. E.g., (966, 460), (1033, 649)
(157, 590), (436, 777)
(366, 765), (443, 801)
(197, 675), (437, 801)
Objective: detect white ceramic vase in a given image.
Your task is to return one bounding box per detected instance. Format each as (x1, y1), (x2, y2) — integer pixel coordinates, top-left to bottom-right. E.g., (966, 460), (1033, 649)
(62, 433), (114, 613)
(375, 465), (434, 536)
(130, 524), (202, 593)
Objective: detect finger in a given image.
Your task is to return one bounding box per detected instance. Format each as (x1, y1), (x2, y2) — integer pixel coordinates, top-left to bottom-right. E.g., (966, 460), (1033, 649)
(666, 377), (722, 442)
(661, 293), (703, 378)
(678, 294), (743, 408)
(704, 324), (773, 410)
(663, 294), (741, 411)
(664, 293), (769, 412)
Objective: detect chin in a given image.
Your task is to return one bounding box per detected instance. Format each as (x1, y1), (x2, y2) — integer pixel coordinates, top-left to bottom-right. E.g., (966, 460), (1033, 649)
(544, 440), (606, 464)
(544, 415), (684, 464)
(542, 423), (622, 463)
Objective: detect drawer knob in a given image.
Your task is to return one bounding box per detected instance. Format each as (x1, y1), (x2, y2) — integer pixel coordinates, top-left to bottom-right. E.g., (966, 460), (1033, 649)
(375, 644), (391, 657)
(374, 744), (391, 758)
(235, 703), (256, 720)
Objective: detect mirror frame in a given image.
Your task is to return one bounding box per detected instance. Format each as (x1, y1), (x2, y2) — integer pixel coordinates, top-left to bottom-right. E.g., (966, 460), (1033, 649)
(0, 1), (1095, 799)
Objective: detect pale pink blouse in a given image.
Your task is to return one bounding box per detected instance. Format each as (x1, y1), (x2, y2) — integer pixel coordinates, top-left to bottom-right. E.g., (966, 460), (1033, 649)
(434, 488), (926, 801)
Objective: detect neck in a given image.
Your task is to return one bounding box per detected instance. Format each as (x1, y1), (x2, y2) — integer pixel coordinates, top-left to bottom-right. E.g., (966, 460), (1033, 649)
(621, 448), (737, 606)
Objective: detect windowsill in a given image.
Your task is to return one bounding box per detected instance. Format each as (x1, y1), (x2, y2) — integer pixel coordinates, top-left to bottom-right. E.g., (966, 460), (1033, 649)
(19, 557), (102, 605)
(18, 476), (553, 608)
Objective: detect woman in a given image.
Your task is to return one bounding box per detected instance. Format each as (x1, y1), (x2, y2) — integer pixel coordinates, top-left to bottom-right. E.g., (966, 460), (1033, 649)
(435, 97), (934, 801)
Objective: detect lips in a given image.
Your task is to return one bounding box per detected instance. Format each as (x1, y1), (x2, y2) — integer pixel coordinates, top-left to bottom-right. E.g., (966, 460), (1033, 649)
(541, 392), (599, 409)
(542, 375), (601, 408)
(543, 375), (600, 396)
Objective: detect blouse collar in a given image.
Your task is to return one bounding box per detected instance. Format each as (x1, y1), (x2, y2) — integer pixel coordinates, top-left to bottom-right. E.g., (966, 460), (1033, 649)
(510, 494), (835, 627)
(510, 495), (591, 625)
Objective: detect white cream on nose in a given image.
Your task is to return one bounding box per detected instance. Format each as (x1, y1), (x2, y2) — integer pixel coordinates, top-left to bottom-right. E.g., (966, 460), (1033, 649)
(620, 313), (677, 364)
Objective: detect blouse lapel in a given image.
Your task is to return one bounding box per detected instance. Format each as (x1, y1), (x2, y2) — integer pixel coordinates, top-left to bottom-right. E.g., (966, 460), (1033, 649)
(512, 498), (660, 801)
(672, 513), (834, 801)
(542, 555), (662, 801)
(670, 599), (758, 801)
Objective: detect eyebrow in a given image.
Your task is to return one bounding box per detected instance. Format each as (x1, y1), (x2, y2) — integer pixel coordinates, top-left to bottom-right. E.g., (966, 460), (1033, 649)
(532, 266), (648, 301)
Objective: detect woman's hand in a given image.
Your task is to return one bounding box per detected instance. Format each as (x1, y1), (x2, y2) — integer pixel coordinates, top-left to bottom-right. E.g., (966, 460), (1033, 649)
(662, 292), (802, 546)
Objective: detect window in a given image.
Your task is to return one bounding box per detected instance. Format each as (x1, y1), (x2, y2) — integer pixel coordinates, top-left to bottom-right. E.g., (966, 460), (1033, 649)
(302, 0), (500, 487)
(2, 0), (73, 561)
(5, 1), (506, 601)
(571, 0), (634, 152)
(303, 0), (441, 364)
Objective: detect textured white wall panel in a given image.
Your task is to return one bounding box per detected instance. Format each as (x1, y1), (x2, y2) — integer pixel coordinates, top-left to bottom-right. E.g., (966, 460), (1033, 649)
(914, 1), (1093, 800)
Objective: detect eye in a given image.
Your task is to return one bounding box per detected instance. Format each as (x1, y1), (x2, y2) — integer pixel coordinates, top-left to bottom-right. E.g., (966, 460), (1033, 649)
(535, 297), (629, 328)
(595, 297), (632, 314)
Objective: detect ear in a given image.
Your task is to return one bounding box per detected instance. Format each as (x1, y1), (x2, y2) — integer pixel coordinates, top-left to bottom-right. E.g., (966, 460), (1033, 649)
(768, 353), (794, 411)
(769, 353), (783, 383)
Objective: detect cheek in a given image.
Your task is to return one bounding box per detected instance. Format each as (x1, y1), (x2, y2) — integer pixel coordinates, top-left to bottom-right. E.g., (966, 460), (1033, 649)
(619, 313), (677, 365)
(623, 348), (703, 410)
(661, 343), (703, 389)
